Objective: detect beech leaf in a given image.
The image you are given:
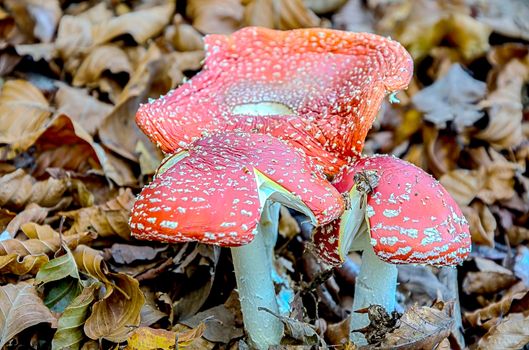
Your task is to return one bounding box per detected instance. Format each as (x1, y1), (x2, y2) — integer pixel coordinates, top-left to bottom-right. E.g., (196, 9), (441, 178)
(0, 282), (55, 348)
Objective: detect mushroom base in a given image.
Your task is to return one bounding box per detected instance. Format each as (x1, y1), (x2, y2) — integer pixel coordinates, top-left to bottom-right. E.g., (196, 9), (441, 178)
(349, 247), (398, 345)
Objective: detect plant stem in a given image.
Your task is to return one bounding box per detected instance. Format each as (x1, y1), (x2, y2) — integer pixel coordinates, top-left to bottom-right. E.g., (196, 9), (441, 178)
(231, 204), (284, 349)
(349, 247), (397, 345)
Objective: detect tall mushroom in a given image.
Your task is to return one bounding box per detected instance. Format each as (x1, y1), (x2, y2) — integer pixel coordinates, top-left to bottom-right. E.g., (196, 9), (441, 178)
(312, 155), (471, 344)
(136, 27), (413, 177)
(129, 131), (344, 349)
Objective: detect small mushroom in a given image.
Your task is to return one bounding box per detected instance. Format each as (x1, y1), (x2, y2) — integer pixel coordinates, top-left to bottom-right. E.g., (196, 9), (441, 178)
(129, 131), (344, 349)
(136, 27), (413, 177)
(312, 154), (471, 344)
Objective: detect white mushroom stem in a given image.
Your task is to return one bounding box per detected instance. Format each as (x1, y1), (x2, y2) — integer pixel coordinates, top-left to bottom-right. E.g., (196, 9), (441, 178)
(230, 202), (284, 349)
(349, 247), (398, 345)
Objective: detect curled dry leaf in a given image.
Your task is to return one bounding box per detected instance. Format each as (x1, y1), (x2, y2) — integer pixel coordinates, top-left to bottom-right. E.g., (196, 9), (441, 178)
(187, 0), (244, 34)
(168, 15), (204, 52)
(52, 282), (98, 350)
(4, 0), (61, 43)
(73, 45), (132, 88)
(84, 272), (145, 342)
(387, 1), (490, 61)
(475, 0), (529, 41)
(476, 58), (529, 149)
(440, 169), (483, 207)
(0, 223), (94, 257)
(0, 282), (56, 348)
(304, 0), (347, 15)
(72, 244), (113, 289)
(242, 0), (275, 28)
(0, 169), (67, 210)
(60, 188), (134, 239)
(478, 312), (529, 349)
(4, 202), (49, 236)
(275, 0), (321, 30)
(0, 253), (48, 275)
(508, 226), (529, 246)
(30, 114), (136, 186)
(465, 282), (529, 328)
(461, 202), (497, 247)
(368, 303), (453, 350)
(125, 323), (206, 350)
(55, 14), (92, 60)
(91, 3), (175, 46)
(412, 64), (486, 132)
(462, 258), (517, 295)
(54, 83), (113, 136)
(0, 79), (52, 159)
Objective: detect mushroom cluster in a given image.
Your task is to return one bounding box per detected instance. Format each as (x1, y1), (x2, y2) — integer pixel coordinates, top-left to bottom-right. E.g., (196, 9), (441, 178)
(129, 26), (468, 349)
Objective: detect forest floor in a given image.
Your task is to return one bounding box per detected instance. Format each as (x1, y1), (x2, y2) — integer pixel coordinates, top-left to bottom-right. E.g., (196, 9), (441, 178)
(0, 0), (528, 349)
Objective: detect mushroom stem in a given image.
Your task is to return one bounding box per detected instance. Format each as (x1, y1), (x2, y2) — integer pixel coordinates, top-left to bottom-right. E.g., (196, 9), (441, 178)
(231, 203), (284, 349)
(349, 247), (398, 345)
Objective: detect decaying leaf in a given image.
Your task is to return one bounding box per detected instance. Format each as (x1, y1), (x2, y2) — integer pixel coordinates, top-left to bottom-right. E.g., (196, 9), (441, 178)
(476, 58), (529, 149)
(0, 253), (48, 275)
(478, 312), (529, 349)
(0, 80), (53, 159)
(84, 272), (144, 342)
(0, 282), (55, 348)
(461, 202), (497, 247)
(187, 0), (244, 34)
(54, 83), (113, 136)
(52, 282), (98, 350)
(463, 258), (517, 295)
(60, 188), (134, 239)
(372, 302), (453, 350)
(125, 323), (206, 350)
(412, 64), (486, 131)
(476, 0), (529, 41)
(259, 307), (324, 346)
(73, 45), (132, 88)
(465, 282), (529, 327)
(0, 223), (94, 256)
(0, 169), (67, 210)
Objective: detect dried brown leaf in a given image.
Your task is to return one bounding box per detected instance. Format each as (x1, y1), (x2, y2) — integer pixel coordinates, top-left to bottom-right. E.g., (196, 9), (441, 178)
(4, 203), (48, 236)
(31, 114), (136, 186)
(125, 323), (206, 350)
(463, 269), (517, 295)
(0, 282), (55, 348)
(0, 223), (94, 256)
(187, 0), (244, 34)
(72, 244), (113, 288)
(465, 286), (528, 328)
(476, 0), (529, 41)
(92, 3), (174, 45)
(0, 253), (48, 275)
(60, 188), (134, 239)
(440, 169), (483, 207)
(478, 312), (529, 349)
(54, 83), (113, 136)
(168, 15), (204, 52)
(368, 303), (453, 350)
(276, 0), (321, 30)
(73, 45), (132, 88)
(84, 273), (144, 342)
(476, 58), (529, 149)
(243, 0), (275, 28)
(4, 0), (61, 43)
(412, 64), (486, 131)
(0, 169), (67, 210)
(461, 202), (497, 247)
(0, 79), (52, 159)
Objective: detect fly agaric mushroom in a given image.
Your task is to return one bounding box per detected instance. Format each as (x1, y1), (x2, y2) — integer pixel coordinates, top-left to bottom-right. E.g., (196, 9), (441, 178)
(312, 154), (471, 344)
(129, 131), (344, 349)
(136, 27), (413, 177)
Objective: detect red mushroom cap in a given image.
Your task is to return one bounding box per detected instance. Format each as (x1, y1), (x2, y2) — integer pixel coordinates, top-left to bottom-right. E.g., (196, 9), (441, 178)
(136, 27), (413, 176)
(129, 132), (344, 246)
(313, 155), (471, 266)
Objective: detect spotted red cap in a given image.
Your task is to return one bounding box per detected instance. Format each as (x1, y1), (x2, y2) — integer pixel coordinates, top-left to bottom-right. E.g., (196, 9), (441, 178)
(313, 154), (471, 266)
(129, 132), (344, 246)
(136, 27), (413, 176)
